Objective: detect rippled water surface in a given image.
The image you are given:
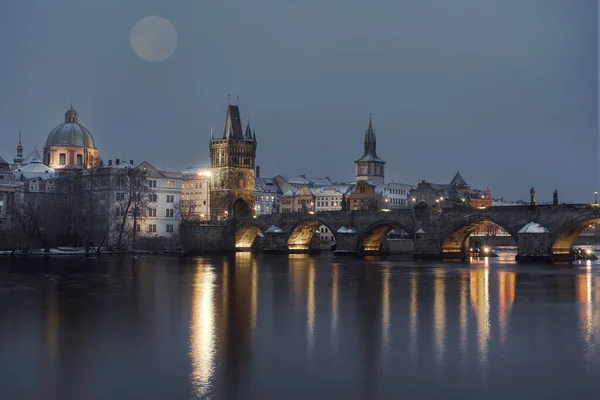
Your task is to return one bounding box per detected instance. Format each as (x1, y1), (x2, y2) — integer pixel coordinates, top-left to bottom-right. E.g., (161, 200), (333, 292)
(2, 250), (600, 399)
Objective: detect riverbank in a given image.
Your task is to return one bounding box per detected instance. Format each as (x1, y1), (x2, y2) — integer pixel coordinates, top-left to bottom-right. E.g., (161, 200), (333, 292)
(0, 247), (183, 257)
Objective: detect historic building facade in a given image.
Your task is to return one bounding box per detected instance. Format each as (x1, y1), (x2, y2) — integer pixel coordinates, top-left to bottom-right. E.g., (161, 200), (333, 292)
(347, 181), (381, 210)
(209, 105), (257, 220)
(378, 182), (414, 209)
(255, 174), (281, 215)
(43, 106), (99, 170)
(182, 169), (211, 221)
(354, 116), (385, 185)
(0, 155), (21, 232)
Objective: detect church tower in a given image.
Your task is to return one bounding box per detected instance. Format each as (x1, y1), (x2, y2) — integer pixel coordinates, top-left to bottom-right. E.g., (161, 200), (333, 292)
(354, 115), (385, 185)
(13, 132), (24, 164)
(209, 104), (257, 220)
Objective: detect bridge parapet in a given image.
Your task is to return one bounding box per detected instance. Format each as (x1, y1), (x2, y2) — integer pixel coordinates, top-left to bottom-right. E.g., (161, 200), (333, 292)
(181, 204), (600, 261)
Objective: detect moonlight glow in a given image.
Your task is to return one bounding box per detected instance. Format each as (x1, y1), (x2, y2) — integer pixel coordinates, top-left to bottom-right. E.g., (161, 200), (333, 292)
(130, 16), (178, 63)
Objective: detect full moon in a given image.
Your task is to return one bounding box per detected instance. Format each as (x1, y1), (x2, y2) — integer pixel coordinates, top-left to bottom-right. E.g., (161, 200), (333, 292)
(130, 16), (178, 63)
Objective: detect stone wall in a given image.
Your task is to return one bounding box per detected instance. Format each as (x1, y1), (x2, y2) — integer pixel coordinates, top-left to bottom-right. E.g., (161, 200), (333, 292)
(181, 224), (235, 253)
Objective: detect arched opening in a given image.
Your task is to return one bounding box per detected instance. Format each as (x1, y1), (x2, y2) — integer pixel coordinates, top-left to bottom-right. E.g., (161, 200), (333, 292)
(232, 197), (252, 218)
(442, 219), (516, 258)
(315, 224), (336, 251)
(359, 222), (414, 253)
(235, 225), (263, 250)
(552, 217), (600, 257)
(287, 220), (336, 252)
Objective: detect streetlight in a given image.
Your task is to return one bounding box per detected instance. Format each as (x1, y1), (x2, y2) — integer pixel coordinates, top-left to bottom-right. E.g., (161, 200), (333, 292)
(595, 191), (598, 204)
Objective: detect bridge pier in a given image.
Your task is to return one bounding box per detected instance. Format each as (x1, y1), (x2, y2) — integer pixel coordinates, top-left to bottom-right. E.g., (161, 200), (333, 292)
(261, 231), (288, 253)
(515, 232), (553, 262)
(181, 224), (235, 253)
(413, 231), (442, 259)
(334, 230), (358, 255)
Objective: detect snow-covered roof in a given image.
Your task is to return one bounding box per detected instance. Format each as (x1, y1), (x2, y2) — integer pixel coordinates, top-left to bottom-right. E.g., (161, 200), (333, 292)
(255, 177), (282, 194)
(492, 201), (521, 207)
(416, 228), (426, 234)
(337, 226), (357, 234)
(265, 225), (284, 233)
(518, 222), (549, 234)
(13, 156), (55, 180)
(278, 175), (310, 185)
(314, 188), (344, 197)
(281, 189), (296, 198)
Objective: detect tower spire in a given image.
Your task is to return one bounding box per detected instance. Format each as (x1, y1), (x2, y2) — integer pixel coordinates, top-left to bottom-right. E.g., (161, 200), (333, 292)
(364, 114), (376, 154)
(14, 131), (24, 163)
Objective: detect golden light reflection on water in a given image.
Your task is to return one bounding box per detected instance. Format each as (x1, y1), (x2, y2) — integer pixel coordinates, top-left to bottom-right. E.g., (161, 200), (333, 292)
(381, 265), (391, 350)
(498, 271), (516, 346)
(307, 259), (316, 352)
(331, 264), (339, 351)
(576, 268), (600, 365)
(470, 268), (490, 365)
(459, 272), (468, 367)
(409, 271), (418, 362)
(190, 265), (216, 396)
(433, 269), (446, 371)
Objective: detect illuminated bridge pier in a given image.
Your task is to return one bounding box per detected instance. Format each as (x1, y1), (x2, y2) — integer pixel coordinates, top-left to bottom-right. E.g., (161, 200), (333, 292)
(181, 204), (600, 262)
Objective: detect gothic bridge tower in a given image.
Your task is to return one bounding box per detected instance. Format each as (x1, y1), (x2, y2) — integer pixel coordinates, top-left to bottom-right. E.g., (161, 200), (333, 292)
(209, 104), (257, 220)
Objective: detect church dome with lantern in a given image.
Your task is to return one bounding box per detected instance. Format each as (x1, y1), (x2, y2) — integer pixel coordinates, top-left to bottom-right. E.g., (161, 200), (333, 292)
(43, 106), (99, 169)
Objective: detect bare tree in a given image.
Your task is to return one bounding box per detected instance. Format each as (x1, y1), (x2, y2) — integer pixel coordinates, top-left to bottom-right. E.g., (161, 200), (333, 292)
(13, 192), (59, 248)
(114, 168), (152, 251)
(176, 199), (199, 224)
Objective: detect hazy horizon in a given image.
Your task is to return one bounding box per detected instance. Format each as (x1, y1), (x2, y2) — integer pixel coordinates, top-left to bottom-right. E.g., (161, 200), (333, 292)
(1, 0), (597, 203)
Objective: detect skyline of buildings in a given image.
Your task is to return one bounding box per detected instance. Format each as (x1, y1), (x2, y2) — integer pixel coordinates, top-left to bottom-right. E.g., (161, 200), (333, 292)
(0, 101), (547, 244)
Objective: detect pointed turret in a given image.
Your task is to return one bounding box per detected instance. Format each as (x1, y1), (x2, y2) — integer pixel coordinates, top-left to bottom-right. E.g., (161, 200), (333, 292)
(245, 121), (252, 139)
(222, 105), (244, 140)
(13, 131), (24, 163)
(450, 171), (467, 187)
(253, 130), (256, 142)
(356, 114), (384, 163)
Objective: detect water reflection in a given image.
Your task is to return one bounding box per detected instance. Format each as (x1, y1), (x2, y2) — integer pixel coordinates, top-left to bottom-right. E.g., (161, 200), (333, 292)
(331, 263), (339, 351)
(5, 253), (600, 399)
(433, 269), (446, 371)
(459, 271), (469, 368)
(381, 265), (391, 350)
(498, 271), (516, 347)
(189, 264), (216, 397)
(576, 267), (600, 367)
(307, 258), (316, 354)
(470, 268), (490, 366)
(409, 271), (419, 362)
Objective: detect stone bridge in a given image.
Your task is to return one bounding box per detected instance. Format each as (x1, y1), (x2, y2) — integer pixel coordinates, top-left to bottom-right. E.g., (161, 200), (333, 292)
(182, 203), (600, 261)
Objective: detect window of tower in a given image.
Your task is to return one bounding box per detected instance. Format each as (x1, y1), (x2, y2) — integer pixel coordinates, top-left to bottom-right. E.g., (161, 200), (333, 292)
(59, 153), (66, 166)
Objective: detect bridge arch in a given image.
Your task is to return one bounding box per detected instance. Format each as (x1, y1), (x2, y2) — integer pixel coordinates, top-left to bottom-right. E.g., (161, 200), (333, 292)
(287, 218), (338, 252)
(359, 221), (414, 253)
(441, 215), (516, 255)
(235, 223), (263, 250)
(550, 214), (600, 256)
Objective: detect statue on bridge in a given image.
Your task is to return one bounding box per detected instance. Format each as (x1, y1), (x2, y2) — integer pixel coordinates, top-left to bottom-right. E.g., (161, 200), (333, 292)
(530, 187), (536, 206)
(553, 189), (558, 205)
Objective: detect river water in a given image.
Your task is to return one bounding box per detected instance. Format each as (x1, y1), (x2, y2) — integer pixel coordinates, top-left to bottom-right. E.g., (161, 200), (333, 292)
(2, 249), (600, 399)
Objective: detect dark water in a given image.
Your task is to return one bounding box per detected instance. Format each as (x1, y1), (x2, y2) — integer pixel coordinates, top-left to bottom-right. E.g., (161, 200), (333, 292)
(1, 250), (600, 399)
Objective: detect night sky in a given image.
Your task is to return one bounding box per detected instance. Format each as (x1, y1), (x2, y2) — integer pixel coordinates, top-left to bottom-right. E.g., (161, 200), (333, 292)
(0, 0), (597, 202)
